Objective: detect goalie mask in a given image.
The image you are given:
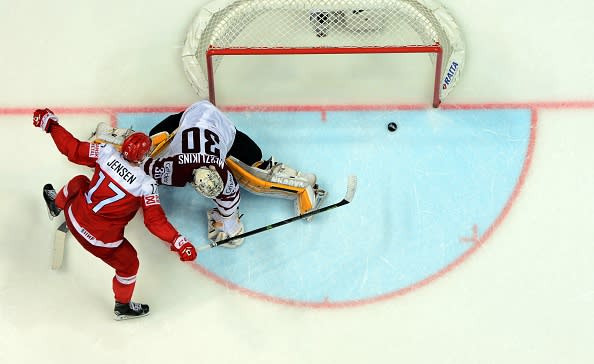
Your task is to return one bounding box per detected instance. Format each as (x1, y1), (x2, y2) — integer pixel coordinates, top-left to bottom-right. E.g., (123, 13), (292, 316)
(192, 166), (224, 198)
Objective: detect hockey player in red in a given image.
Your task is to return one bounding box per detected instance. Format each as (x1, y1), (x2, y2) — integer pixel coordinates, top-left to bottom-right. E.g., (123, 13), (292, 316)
(33, 108), (197, 320)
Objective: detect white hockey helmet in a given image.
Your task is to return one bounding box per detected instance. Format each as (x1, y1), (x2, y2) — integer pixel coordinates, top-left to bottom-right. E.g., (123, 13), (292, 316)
(192, 166), (224, 198)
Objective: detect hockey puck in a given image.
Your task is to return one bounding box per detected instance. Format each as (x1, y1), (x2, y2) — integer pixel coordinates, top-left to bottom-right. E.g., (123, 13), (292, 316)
(387, 122), (397, 132)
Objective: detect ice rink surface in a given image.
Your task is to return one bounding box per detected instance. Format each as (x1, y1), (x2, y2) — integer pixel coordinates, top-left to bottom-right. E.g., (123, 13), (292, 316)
(1, 1), (594, 363)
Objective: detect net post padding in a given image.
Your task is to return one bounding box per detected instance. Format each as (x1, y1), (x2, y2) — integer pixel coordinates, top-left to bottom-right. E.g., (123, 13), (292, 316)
(182, 0), (465, 107)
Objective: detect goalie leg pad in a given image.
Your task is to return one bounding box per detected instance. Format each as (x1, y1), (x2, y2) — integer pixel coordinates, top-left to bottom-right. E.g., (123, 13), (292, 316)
(226, 157), (300, 199)
(226, 157), (325, 215)
(207, 208), (245, 248)
(253, 157), (316, 188)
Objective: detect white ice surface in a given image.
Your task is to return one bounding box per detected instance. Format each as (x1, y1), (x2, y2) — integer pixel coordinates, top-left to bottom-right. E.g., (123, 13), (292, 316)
(1, 1), (593, 363)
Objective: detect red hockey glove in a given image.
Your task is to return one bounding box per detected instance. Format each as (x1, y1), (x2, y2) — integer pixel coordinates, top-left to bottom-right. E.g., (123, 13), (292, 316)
(172, 235), (197, 262)
(33, 108), (59, 133)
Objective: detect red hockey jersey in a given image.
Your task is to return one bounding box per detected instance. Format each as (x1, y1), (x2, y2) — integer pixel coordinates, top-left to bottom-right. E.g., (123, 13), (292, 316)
(50, 125), (180, 246)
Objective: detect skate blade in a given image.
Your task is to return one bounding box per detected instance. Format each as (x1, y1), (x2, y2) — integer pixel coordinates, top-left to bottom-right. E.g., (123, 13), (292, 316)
(113, 311), (150, 321)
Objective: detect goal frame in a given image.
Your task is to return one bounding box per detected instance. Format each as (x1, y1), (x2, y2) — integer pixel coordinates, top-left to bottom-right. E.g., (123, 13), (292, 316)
(184, 0), (464, 108)
(206, 44), (443, 107)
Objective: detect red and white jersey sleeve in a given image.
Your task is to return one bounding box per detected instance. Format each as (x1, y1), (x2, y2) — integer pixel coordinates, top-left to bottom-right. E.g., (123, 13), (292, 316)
(49, 123), (100, 168)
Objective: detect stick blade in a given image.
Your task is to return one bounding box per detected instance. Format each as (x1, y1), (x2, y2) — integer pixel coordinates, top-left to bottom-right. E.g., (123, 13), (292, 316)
(344, 175), (357, 202)
(51, 222), (68, 270)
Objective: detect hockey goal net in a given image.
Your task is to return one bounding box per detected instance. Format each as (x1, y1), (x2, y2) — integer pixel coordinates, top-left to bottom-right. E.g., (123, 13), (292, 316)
(182, 0), (465, 107)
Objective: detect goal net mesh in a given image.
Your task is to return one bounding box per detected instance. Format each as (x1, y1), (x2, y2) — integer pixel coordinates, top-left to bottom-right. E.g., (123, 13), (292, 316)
(183, 0), (465, 105)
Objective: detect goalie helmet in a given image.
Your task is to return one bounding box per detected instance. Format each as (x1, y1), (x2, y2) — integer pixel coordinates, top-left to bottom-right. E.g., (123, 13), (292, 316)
(192, 166), (224, 198)
(121, 132), (151, 163)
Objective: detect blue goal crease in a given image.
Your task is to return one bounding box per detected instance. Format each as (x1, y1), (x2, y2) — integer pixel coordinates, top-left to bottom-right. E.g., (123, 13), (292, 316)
(117, 108), (532, 304)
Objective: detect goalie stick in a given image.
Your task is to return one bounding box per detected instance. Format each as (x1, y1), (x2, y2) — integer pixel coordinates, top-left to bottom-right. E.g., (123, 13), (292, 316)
(196, 175), (357, 252)
(51, 221), (68, 270)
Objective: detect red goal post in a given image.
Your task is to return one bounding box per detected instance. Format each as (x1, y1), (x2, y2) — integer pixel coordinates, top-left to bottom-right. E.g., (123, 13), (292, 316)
(182, 0), (465, 107)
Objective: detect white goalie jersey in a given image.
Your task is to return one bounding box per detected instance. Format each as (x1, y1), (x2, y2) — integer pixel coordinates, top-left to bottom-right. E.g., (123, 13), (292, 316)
(158, 100), (237, 158)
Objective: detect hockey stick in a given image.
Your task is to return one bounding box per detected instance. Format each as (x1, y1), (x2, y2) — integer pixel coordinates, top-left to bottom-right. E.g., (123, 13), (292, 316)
(51, 221), (69, 270)
(196, 175), (357, 251)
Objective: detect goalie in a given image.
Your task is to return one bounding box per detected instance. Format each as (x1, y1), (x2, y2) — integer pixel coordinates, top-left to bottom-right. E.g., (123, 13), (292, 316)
(91, 100), (326, 248)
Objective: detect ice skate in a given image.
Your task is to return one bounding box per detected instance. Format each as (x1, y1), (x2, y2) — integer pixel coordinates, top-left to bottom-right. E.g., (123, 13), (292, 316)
(305, 185), (328, 222)
(113, 301), (150, 321)
(43, 183), (62, 219)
